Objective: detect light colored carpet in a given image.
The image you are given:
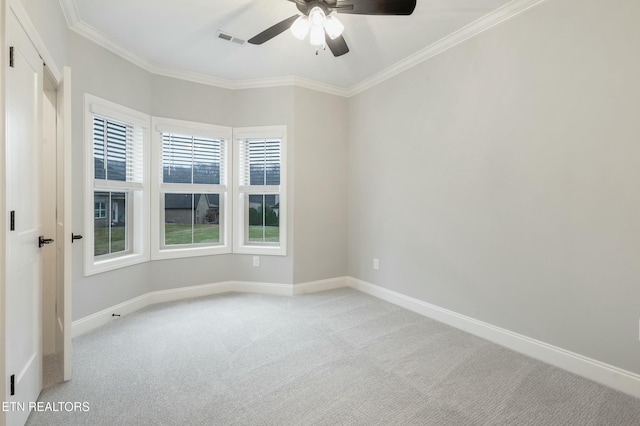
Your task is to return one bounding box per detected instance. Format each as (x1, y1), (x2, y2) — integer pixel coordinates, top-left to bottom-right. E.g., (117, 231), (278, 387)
(42, 352), (63, 390)
(28, 288), (640, 425)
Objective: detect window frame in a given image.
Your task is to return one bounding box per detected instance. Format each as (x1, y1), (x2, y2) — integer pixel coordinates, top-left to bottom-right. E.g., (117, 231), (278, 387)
(232, 125), (287, 256)
(84, 94), (150, 276)
(150, 117), (232, 260)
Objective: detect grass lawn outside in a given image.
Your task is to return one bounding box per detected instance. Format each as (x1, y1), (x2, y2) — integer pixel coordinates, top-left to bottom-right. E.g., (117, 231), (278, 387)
(248, 225), (279, 243)
(95, 223), (277, 255)
(94, 226), (126, 256)
(165, 223), (219, 245)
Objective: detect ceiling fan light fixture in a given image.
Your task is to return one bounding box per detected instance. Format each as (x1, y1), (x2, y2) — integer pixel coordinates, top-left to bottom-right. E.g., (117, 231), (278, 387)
(290, 15), (310, 40)
(309, 24), (325, 46)
(309, 7), (326, 26)
(324, 15), (344, 40)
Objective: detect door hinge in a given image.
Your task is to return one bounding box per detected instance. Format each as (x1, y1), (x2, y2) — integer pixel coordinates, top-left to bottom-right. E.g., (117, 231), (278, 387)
(10, 374), (15, 396)
(9, 46), (14, 68)
(10, 210), (15, 231)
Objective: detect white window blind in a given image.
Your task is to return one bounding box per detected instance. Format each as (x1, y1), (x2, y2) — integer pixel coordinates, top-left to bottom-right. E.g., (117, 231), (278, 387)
(93, 115), (143, 184)
(239, 139), (281, 187)
(162, 133), (226, 185)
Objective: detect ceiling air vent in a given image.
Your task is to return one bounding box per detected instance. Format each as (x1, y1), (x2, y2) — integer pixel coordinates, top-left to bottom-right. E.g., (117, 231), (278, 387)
(216, 30), (246, 45)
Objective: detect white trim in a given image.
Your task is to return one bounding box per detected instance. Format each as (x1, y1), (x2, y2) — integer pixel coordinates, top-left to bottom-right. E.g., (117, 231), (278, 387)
(88, 94), (150, 128)
(71, 277), (349, 337)
(72, 293), (150, 337)
(232, 126), (287, 256)
(153, 117), (232, 139)
(0, 1), (7, 416)
(348, 277), (640, 400)
(150, 117), (232, 260)
(232, 76), (348, 98)
(58, 0), (547, 97)
(347, 0), (548, 96)
(152, 65), (234, 90)
(8, 0), (62, 83)
(84, 94), (151, 276)
(293, 276), (351, 295)
(57, 0), (80, 27)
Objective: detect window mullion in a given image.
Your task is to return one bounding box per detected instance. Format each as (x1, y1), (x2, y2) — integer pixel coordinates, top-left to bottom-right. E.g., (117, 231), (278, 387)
(238, 185), (279, 193)
(103, 118), (108, 176)
(191, 193), (195, 245)
(160, 183), (226, 193)
(191, 135), (195, 184)
(108, 192), (112, 254)
(262, 194), (266, 242)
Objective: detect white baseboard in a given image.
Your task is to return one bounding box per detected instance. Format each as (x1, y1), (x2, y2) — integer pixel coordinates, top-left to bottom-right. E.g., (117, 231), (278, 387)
(72, 277), (349, 338)
(348, 277), (640, 399)
(293, 276), (350, 295)
(72, 293), (149, 338)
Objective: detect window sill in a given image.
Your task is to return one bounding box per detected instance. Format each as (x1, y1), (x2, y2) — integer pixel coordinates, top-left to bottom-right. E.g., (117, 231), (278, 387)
(151, 245), (231, 261)
(85, 252), (149, 276)
(233, 245), (286, 256)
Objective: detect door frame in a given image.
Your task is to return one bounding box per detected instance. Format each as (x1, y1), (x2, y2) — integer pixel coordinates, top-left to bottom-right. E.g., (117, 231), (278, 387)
(56, 66), (72, 381)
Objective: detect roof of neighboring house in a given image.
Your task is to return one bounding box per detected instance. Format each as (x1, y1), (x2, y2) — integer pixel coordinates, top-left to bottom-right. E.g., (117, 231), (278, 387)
(248, 194), (279, 207)
(165, 194), (218, 210)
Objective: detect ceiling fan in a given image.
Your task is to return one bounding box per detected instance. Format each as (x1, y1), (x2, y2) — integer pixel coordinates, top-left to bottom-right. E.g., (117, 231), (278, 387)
(247, 0), (417, 57)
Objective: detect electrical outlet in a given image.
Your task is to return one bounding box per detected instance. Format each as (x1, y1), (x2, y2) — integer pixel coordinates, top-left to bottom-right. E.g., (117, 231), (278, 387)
(253, 256), (260, 267)
(373, 258), (379, 270)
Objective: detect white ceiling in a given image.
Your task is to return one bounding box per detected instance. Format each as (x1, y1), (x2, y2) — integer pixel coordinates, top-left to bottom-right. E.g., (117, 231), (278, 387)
(69, 0), (514, 90)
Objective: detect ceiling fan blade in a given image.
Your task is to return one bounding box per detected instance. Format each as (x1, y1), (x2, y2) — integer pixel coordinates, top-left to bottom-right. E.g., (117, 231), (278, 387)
(336, 0), (416, 15)
(325, 33), (349, 57)
(248, 15), (300, 45)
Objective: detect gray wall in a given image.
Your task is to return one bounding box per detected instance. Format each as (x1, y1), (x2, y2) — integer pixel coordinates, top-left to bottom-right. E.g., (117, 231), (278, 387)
(18, 0), (67, 74)
(293, 87), (348, 283)
(347, 0), (640, 374)
(68, 33), (347, 319)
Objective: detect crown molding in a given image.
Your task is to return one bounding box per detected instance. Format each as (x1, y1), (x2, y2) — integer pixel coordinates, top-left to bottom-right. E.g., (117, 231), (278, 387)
(289, 77), (349, 97)
(151, 63), (234, 90)
(60, 0), (547, 98)
(231, 76), (348, 97)
(57, 0), (80, 27)
(347, 0), (549, 97)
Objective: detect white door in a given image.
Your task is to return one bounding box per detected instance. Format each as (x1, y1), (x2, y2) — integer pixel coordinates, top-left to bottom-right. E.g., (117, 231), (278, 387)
(6, 9), (44, 426)
(56, 67), (73, 381)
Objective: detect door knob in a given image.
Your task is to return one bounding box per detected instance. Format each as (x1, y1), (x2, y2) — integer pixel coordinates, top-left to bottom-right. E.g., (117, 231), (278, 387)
(38, 236), (54, 248)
